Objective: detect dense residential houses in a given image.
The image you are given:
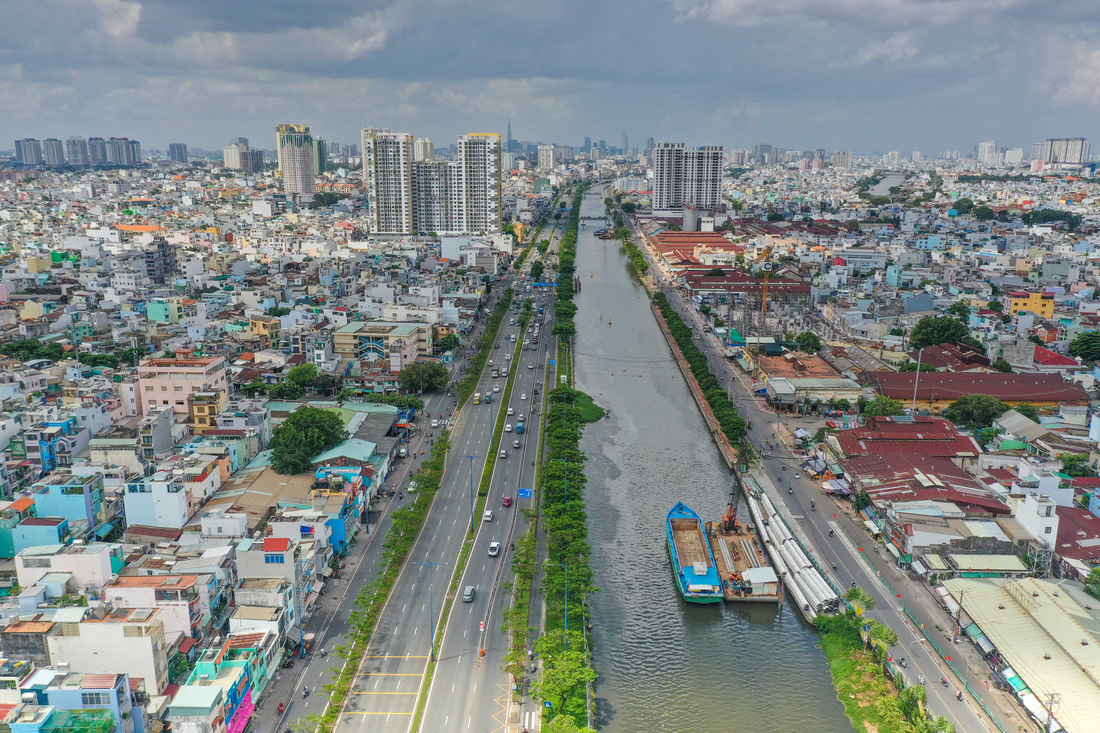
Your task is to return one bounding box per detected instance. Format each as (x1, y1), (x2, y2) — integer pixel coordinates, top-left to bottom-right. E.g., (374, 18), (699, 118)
(0, 130), (585, 733)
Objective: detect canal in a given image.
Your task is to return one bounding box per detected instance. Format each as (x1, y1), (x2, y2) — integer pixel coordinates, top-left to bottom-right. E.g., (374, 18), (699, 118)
(573, 189), (849, 732)
(868, 172), (906, 197)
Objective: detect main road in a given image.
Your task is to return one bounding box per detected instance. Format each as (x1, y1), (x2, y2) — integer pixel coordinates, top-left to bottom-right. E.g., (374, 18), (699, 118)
(417, 216), (568, 733)
(623, 194), (994, 733)
(334, 224), (561, 733)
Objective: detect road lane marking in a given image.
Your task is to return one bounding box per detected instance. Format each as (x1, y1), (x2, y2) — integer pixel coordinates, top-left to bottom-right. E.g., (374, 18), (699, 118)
(355, 691), (417, 695)
(343, 711), (413, 715)
(363, 655), (428, 658)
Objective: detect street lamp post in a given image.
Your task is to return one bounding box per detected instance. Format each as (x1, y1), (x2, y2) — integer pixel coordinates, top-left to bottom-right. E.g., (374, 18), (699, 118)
(466, 455), (477, 532)
(557, 562), (570, 651)
(415, 561), (444, 661)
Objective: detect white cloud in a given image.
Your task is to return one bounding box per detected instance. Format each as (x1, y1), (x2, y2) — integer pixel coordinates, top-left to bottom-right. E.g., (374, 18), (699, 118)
(1050, 41), (1100, 107)
(840, 31), (922, 67)
(669, 0), (1029, 28)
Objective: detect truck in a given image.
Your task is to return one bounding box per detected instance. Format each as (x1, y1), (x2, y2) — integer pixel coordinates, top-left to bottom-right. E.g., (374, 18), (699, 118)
(485, 392), (494, 403)
(473, 392), (481, 404)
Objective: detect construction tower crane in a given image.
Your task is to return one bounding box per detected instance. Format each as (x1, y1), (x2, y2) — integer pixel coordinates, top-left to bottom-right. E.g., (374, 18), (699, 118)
(750, 247), (774, 380)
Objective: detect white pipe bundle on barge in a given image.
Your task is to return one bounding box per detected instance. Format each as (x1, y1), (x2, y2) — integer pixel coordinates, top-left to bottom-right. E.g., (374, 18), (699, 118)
(746, 489), (842, 620)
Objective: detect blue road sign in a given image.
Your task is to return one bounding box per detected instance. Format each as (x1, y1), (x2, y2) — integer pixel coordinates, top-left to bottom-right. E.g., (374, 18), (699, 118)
(549, 359), (556, 366)
(544, 701), (552, 709)
(518, 488), (533, 498)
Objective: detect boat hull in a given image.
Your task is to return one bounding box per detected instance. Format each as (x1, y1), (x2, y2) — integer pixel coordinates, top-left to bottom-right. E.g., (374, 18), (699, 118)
(666, 537), (723, 604)
(666, 502), (724, 604)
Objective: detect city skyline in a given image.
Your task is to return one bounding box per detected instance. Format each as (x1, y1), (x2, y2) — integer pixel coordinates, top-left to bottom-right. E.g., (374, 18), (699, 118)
(2, 1), (1099, 153)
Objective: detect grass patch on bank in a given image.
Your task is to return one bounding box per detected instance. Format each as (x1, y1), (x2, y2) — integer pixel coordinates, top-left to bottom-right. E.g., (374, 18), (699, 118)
(572, 391), (605, 424)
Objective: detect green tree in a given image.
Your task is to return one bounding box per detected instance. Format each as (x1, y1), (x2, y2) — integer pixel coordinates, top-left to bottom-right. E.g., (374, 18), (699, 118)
(1084, 567), (1100, 600)
(270, 406), (347, 474)
(1014, 403), (1039, 422)
(898, 361), (936, 372)
(532, 630), (596, 719)
(945, 301), (970, 319)
(269, 380), (304, 400)
(336, 387), (355, 402)
(986, 299), (1003, 312)
(1058, 453), (1093, 477)
(973, 205), (995, 221)
(1028, 334), (1044, 346)
(794, 331), (822, 352)
(1069, 331), (1100, 362)
(953, 197), (975, 215)
(398, 362), (448, 394)
(909, 316), (971, 349)
(241, 379), (268, 397)
(944, 394), (1009, 430)
(530, 260), (545, 280)
(265, 306), (292, 317)
(286, 363), (318, 386)
(863, 395), (905, 417)
(311, 374), (336, 395)
(975, 426), (1000, 448)
(440, 333), (461, 352)
(543, 716), (596, 733)
(991, 358), (1013, 373)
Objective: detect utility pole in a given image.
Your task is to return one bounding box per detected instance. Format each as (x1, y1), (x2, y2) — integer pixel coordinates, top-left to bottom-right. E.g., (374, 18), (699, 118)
(1044, 691), (1061, 733)
(415, 561), (445, 661)
(911, 347), (924, 414)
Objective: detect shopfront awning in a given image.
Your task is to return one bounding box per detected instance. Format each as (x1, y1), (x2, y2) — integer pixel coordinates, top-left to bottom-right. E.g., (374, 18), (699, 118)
(910, 560), (927, 576)
(93, 521), (115, 539)
(322, 567), (334, 578)
(311, 581), (324, 595)
(863, 520), (882, 536)
(885, 543), (902, 560)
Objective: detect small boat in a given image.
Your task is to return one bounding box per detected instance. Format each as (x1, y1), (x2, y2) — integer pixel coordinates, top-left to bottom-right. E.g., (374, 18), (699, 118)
(666, 502), (723, 604)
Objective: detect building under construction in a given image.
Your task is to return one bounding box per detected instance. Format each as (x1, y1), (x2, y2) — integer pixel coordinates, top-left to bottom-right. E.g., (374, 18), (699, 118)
(679, 268), (811, 342)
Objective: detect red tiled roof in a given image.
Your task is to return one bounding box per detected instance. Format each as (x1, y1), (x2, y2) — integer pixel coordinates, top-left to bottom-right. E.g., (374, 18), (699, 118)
(10, 497), (34, 512)
(263, 537), (290, 552)
(1033, 346), (1079, 367)
(834, 416), (980, 459)
(868, 372), (1090, 403)
(908, 342), (990, 372)
(1055, 506), (1100, 562)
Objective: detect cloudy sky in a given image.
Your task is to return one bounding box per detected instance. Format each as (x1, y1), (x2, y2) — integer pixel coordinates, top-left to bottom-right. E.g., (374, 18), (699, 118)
(2, 0), (1098, 154)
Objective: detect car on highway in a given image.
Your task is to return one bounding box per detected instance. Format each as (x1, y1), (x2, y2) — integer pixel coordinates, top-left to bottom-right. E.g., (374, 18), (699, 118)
(507, 407), (514, 415)
(431, 419), (439, 428)
(462, 585), (475, 602)
(504, 423), (512, 432)
(483, 510), (494, 522)
(528, 363), (534, 369)
(499, 449), (507, 458)
(505, 353), (512, 360)
(513, 439), (520, 448)
(493, 385), (500, 393)
(502, 495), (513, 507)
(518, 413), (526, 422)
(520, 393), (527, 400)
(488, 542), (501, 557)
(488, 360), (494, 366)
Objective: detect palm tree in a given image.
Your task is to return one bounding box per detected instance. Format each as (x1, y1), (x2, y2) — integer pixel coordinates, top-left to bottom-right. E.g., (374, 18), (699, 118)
(844, 585), (876, 616)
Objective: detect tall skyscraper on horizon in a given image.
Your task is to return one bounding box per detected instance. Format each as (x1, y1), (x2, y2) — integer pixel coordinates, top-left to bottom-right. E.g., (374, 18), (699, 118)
(457, 133), (501, 234)
(1041, 137), (1089, 165)
(652, 142), (723, 217)
(362, 127), (414, 234)
(977, 140), (998, 165)
(312, 137), (327, 175)
(830, 151), (853, 168)
(14, 139), (42, 165)
(506, 120), (513, 153)
(66, 136), (89, 166)
(537, 145), (555, 171)
(87, 137), (107, 165)
(42, 138), (65, 166)
(275, 124), (310, 173)
(279, 131), (316, 196)
(168, 143), (188, 163)
(413, 138), (434, 162)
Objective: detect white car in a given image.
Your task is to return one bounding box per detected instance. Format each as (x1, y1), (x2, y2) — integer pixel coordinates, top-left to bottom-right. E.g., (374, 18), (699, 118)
(488, 360), (494, 366)
(483, 510), (494, 522)
(507, 407), (514, 415)
(506, 354), (512, 361)
(493, 385), (500, 393)
(504, 423), (512, 432)
(528, 363), (534, 369)
(520, 393), (527, 401)
(430, 419), (439, 428)
(518, 414), (526, 422)
(488, 542), (501, 557)
(794, 473), (801, 479)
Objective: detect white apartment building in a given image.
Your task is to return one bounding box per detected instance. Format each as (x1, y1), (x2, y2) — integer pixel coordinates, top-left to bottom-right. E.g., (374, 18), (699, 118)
(124, 470), (194, 529)
(362, 127), (414, 234)
(46, 608), (171, 694)
(537, 145), (555, 171)
(457, 133), (501, 234)
(413, 137), (433, 161)
(279, 131), (316, 196)
(15, 542), (120, 591)
(652, 142), (724, 217)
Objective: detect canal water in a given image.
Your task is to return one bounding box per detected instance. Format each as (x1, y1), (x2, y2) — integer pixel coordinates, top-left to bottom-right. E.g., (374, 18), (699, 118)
(573, 191), (849, 732)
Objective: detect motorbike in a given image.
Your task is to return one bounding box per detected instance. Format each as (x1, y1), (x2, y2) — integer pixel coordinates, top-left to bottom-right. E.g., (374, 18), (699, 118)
(302, 687), (309, 699)
(898, 657), (906, 668)
(955, 691), (963, 701)
(828, 529), (834, 537)
(941, 677), (949, 687)
(278, 703), (285, 714)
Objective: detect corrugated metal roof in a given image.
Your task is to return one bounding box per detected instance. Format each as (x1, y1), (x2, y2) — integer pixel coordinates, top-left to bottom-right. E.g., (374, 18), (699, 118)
(944, 577), (1100, 733)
